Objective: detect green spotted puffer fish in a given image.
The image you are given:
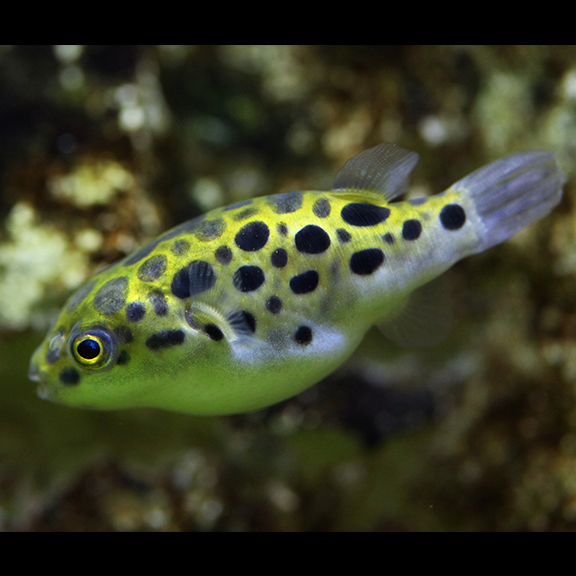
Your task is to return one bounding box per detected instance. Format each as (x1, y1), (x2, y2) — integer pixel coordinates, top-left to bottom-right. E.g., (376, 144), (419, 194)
(29, 144), (565, 415)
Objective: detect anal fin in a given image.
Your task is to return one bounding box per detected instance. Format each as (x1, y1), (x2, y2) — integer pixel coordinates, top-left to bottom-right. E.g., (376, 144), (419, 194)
(377, 276), (453, 348)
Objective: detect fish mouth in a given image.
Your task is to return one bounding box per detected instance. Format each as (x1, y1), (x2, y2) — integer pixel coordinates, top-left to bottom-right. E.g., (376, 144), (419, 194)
(36, 383), (50, 400)
(28, 361), (50, 400)
(28, 360), (42, 383)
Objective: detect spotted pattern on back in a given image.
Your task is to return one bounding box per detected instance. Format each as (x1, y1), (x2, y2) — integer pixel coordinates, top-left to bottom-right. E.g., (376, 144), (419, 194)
(350, 248), (385, 275)
(195, 218), (226, 241)
(341, 202), (391, 227)
(138, 255), (167, 282)
(313, 198), (331, 218)
(56, 190), (453, 382)
(235, 221), (270, 252)
(233, 265), (265, 292)
(126, 302), (146, 322)
(271, 248), (288, 268)
(172, 239), (190, 256)
(290, 270), (319, 294)
(402, 219), (422, 241)
(215, 246), (233, 265)
(268, 191), (303, 214)
(234, 208), (258, 221)
(440, 204), (466, 230)
(149, 291), (169, 316)
(93, 277), (128, 316)
(295, 225), (331, 254)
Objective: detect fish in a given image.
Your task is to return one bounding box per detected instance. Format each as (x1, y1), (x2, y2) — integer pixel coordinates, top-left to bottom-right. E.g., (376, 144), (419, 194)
(28, 143), (566, 415)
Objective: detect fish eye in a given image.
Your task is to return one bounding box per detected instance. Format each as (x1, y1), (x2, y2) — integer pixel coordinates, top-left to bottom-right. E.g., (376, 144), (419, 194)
(70, 329), (117, 371)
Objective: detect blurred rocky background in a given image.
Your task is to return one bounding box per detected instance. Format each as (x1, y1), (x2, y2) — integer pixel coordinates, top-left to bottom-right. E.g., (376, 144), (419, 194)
(1, 45), (575, 531)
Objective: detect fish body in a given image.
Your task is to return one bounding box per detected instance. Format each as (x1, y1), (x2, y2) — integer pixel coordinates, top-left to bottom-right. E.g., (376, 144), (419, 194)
(29, 144), (566, 415)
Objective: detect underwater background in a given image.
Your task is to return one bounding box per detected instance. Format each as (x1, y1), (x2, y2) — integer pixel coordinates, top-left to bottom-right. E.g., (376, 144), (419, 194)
(1, 45), (575, 531)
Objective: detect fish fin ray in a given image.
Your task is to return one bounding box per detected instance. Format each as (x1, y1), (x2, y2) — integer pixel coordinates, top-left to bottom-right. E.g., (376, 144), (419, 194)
(452, 150), (565, 252)
(377, 276), (453, 348)
(332, 143), (419, 202)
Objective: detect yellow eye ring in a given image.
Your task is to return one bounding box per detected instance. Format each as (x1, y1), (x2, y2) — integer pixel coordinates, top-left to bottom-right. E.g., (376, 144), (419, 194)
(71, 330), (117, 371)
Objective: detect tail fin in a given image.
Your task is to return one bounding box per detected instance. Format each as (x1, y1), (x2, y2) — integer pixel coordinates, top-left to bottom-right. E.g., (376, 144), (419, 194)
(451, 151), (566, 252)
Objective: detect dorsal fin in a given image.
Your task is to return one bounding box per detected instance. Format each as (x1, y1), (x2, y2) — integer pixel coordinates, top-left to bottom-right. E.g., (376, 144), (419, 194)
(332, 143), (419, 202)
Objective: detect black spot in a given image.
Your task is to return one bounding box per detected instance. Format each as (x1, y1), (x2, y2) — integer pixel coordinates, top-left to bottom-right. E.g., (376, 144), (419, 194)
(341, 203), (391, 227)
(290, 270), (319, 294)
(172, 274), (189, 302)
(60, 367), (80, 386)
(329, 259), (341, 281)
(172, 260), (216, 299)
(215, 245), (233, 265)
(124, 241), (159, 266)
(149, 291), (169, 317)
(66, 280), (96, 312)
(313, 198), (331, 218)
(117, 350), (130, 365)
(146, 329), (185, 350)
(171, 239), (190, 256)
(277, 223), (288, 236)
(408, 197), (428, 206)
(93, 277), (128, 316)
(294, 326), (313, 346)
(269, 191), (303, 214)
(266, 296), (282, 314)
(205, 324), (224, 341)
(233, 266), (265, 292)
(227, 310), (257, 335)
(114, 326), (133, 344)
(196, 218), (226, 241)
(223, 199), (253, 211)
(234, 207), (258, 221)
(235, 221), (270, 252)
(295, 225), (331, 254)
(126, 302), (146, 322)
(350, 248), (385, 275)
(241, 311), (257, 333)
(137, 255), (167, 282)
(337, 228), (351, 244)
(440, 204), (466, 230)
(382, 233), (395, 245)
(271, 248), (288, 268)
(402, 219), (422, 241)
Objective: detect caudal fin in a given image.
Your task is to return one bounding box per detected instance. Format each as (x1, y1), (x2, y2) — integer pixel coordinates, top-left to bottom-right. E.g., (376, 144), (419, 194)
(451, 150), (566, 252)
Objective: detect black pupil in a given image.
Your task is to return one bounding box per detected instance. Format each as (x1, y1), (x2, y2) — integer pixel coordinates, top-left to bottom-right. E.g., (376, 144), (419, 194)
(77, 339), (101, 360)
